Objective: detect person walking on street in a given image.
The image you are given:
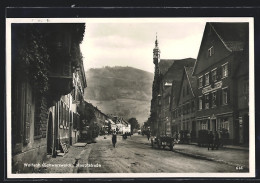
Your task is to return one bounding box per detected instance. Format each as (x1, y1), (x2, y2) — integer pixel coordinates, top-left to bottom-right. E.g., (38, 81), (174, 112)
(112, 131), (117, 148)
(147, 131), (151, 141)
(214, 130), (220, 150)
(208, 131), (214, 150)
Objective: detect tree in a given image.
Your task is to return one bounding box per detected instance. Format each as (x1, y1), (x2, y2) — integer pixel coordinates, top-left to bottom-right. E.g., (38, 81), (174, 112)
(128, 118), (140, 133)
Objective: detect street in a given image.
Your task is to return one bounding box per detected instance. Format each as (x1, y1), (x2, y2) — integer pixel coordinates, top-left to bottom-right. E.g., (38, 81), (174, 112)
(76, 134), (247, 173)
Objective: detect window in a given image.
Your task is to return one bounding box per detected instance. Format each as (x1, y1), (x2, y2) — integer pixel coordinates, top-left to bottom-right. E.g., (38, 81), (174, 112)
(222, 88), (228, 105)
(212, 91), (217, 107)
(205, 94), (209, 109)
(205, 73), (209, 86)
(201, 121), (208, 130)
(199, 96), (203, 110)
(208, 46), (214, 57)
(222, 63), (228, 78)
(212, 69), (217, 82)
(198, 76), (203, 88)
(220, 118), (229, 131)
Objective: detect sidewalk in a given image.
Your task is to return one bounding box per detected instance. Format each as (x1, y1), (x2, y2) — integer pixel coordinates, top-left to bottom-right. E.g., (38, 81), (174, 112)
(35, 145), (91, 173)
(135, 135), (249, 171)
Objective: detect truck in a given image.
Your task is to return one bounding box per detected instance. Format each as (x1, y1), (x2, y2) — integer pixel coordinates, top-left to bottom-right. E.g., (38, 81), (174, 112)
(150, 120), (179, 151)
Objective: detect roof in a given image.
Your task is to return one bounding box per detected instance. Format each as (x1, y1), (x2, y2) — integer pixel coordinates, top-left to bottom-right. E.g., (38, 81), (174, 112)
(158, 59), (175, 75)
(192, 22), (249, 76)
(184, 66), (198, 97)
(163, 58), (195, 80)
(210, 23), (248, 52)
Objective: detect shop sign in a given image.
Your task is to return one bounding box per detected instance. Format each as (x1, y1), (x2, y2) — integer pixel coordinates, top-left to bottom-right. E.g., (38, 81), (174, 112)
(202, 81), (222, 94)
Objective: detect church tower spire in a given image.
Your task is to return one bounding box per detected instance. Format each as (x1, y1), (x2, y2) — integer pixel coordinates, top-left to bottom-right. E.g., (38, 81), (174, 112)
(153, 32), (160, 65)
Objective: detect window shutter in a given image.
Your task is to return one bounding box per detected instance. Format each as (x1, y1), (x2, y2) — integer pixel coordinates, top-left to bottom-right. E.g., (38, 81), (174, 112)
(202, 75), (205, 86)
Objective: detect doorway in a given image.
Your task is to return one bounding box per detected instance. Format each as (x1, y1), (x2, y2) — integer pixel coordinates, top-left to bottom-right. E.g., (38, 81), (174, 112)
(47, 112), (53, 155)
(212, 119), (217, 131)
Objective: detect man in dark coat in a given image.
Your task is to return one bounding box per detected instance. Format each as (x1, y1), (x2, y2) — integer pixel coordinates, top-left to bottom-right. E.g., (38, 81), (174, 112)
(208, 131), (214, 150)
(112, 131), (117, 148)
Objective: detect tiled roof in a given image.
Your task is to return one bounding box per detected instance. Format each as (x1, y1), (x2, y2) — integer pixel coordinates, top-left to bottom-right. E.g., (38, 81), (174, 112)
(210, 23), (248, 52)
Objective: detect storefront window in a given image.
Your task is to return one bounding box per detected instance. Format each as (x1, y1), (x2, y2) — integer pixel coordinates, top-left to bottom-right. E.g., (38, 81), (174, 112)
(200, 121), (208, 130)
(220, 118), (229, 131)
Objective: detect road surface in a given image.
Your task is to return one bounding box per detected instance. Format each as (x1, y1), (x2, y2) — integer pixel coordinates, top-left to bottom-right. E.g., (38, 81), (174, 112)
(78, 134), (245, 173)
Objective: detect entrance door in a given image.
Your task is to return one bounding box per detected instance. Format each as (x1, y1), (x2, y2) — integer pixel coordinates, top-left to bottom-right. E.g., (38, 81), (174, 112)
(47, 112), (53, 155)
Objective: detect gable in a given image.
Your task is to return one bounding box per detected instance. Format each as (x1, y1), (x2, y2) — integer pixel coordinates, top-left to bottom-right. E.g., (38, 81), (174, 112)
(193, 23), (231, 75)
(177, 68), (195, 106)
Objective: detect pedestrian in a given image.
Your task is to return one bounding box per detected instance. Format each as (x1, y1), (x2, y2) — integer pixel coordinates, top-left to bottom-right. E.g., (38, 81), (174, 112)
(207, 131), (214, 150)
(112, 131), (117, 148)
(214, 131), (220, 150)
(187, 132), (191, 144)
(147, 131), (150, 141)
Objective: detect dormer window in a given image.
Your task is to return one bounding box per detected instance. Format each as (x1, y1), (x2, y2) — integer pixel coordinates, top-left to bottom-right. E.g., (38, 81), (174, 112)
(208, 46), (214, 57)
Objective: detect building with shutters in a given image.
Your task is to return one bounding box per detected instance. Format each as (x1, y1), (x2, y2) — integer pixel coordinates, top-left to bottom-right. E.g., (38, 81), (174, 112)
(11, 23), (86, 172)
(192, 22), (249, 145)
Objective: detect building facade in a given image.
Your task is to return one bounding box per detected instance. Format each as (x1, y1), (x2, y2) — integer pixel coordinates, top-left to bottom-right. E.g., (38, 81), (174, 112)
(149, 35), (195, 137)
(171, 67), (198, 142)
(11, 23), (86, 172)
(192, 22), (249, 145)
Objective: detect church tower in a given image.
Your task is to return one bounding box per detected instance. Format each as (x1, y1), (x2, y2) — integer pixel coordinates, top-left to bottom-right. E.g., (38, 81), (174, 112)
(153, 33), (160, 65)
(150, 33), (161, 136)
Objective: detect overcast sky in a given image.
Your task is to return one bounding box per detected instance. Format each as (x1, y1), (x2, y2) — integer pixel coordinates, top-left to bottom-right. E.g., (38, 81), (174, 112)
(80, 19), (206, 73)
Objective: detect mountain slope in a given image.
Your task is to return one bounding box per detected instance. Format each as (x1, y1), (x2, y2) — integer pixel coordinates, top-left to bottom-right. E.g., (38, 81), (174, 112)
(84, 66), (154, 123)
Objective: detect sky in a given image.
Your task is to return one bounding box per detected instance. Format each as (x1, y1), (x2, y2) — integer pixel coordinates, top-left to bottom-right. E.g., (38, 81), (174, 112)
(80, 18), (206, 73)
